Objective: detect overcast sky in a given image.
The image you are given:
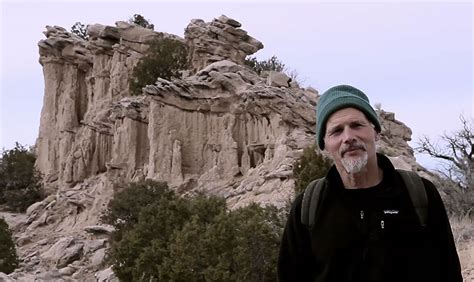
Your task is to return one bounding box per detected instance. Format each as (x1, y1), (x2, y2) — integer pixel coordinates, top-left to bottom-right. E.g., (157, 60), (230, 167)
(0, 1), (472, 169)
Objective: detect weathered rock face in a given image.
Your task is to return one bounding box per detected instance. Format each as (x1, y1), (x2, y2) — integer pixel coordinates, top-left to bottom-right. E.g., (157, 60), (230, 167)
(185, 15), (264, 73)
(140, 60), (319, 208)
(7, 15), (426, 281)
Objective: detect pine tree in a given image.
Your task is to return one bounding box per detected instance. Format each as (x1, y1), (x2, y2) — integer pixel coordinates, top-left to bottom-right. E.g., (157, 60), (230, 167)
(0, 218), (18, 274)
(0, 143), (44, 212)
(129, 38), (188, 95)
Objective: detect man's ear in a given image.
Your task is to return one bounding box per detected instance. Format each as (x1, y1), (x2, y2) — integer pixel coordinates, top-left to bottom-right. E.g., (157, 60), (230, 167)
(375, 131), (381, 141)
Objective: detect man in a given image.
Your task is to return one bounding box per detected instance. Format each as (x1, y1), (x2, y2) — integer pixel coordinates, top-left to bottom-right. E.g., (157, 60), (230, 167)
(278, 85), (462, 281)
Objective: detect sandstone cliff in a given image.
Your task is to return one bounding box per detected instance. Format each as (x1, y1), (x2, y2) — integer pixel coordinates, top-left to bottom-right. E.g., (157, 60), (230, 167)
(2, 15), (433, 281)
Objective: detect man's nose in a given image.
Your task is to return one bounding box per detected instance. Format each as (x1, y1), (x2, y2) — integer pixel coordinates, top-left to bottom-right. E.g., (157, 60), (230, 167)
(341, 128), (357, 143)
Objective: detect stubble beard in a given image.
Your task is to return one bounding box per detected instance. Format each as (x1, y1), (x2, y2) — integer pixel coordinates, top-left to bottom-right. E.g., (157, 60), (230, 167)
(339, 140), (369, 175)
(341, 152), (368, 174)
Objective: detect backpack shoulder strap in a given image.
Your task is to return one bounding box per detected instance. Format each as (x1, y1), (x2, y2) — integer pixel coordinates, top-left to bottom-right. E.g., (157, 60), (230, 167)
(397, 169), (428, 227)
(301, 178), (326, 227)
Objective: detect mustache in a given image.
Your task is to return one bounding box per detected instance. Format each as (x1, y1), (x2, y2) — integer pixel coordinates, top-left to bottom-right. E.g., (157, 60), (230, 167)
(340, 142), (367, 156)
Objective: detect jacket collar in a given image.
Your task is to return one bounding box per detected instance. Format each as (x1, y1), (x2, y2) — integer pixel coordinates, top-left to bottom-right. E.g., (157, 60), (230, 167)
(325, 153), (400, 195)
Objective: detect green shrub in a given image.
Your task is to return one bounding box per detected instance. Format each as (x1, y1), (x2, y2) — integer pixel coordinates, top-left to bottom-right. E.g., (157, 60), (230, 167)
(245, 55), (285, 75)
(293, 144), (333, 194)
(100, 180), (172, 242)
(245, 55), (303, 85)
(0, 143), (44, 212)
(129, 38), (189, 96)
(128, 14), (154, 30)
(70, 22), (88, 40)
(104, 181), (283, 281)
(160, 203), (282, 281)
(0, 218), (18, 274)
(109, 195), (192, 281)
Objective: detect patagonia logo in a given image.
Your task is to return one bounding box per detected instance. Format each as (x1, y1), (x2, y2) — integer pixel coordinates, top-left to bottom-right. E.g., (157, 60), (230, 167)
(383, 210), (399, 215)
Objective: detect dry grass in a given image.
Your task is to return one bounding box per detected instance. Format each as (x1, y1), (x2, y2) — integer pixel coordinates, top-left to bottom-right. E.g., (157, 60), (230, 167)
(450, 213), (474, 281)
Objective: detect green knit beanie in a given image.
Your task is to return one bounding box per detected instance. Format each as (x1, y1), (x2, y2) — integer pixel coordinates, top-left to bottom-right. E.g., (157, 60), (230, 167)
(316, 85), (381, 150)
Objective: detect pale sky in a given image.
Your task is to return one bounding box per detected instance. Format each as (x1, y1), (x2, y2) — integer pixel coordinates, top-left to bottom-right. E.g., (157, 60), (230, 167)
(0, 1), (472, 170)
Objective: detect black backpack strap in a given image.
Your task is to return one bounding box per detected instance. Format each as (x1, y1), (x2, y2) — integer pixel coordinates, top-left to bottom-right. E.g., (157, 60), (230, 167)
(301, 178), (326, 227)
(397, 169), (428, 227)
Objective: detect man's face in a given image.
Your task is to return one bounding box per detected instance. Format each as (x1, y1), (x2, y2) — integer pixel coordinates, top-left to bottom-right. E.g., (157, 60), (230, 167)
(323, 107), (379, 174)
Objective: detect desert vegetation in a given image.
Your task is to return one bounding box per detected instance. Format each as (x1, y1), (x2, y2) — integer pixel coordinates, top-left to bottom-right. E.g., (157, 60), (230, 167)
(0, 217), (18, 274)
(0, 143), (44, 212)
(129, 38), (189, 96)
(102, 181), (284, 281)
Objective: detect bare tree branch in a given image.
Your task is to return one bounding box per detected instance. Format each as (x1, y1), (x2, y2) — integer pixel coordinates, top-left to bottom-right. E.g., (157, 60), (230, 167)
(416, 115), (473, 191)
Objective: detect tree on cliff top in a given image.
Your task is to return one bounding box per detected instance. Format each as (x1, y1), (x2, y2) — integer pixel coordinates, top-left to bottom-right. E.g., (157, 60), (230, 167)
(245, 55), (285, 75)
(129, 38), (189, 96)
(245, 55), (303, 85)
(70, 22), (88, 40)
(128, 14), (154, 30)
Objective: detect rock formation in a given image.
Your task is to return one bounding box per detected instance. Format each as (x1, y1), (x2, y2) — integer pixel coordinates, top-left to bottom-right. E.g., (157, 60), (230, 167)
(185, 15), (264, 73)
(2, 15), (460, 281)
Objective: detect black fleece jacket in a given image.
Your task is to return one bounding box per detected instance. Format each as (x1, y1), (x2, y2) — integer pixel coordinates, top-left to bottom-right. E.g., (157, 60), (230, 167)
(278, 154), (462, 282)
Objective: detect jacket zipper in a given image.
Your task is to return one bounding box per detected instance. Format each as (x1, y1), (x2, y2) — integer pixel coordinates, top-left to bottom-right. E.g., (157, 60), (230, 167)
(360, 210), (368, 268)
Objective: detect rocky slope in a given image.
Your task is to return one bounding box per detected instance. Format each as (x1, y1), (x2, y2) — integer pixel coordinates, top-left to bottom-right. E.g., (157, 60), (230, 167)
(2, 15), (469, 281)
